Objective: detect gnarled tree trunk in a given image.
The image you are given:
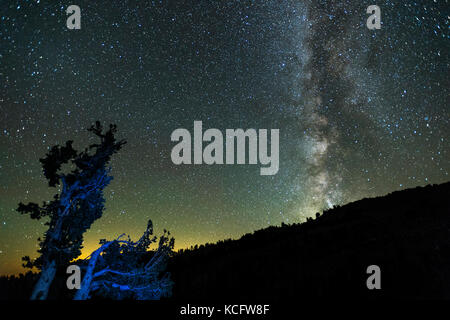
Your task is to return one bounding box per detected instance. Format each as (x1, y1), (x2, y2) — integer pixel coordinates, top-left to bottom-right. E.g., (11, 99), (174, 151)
(30, 260), (57, 300)
(74, 247), (103, 300)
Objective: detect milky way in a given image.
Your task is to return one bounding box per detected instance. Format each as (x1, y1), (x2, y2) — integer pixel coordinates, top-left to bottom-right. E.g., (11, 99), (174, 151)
(0, 0), (448, 274)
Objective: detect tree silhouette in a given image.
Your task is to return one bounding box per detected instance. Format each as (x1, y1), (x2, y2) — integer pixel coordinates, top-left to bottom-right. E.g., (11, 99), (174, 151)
(17, 122), (126, 300)
(74, 220), (174, 300)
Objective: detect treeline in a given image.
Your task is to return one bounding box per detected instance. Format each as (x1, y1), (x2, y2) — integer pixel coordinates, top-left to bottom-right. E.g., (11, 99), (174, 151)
(2, 182), (450, 299)
(168, 182), (450, 300)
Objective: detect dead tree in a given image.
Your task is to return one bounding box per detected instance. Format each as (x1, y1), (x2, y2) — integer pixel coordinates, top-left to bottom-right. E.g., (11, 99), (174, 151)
(74, 220), (174, 300)
(18, 122), (125, 300)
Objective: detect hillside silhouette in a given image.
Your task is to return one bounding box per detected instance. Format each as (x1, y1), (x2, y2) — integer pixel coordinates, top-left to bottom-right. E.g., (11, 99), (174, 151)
(168, 182), (450, 300)
(1, 182), (450, 299)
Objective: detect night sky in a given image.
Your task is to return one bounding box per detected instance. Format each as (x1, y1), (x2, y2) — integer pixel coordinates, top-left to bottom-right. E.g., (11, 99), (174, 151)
(0, 0), (448, 275)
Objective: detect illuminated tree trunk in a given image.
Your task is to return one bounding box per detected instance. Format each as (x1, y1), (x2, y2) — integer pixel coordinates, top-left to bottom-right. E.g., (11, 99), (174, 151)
(30, 203), (68, 300)
(30, 260), (57, 300)
(74, 244), (105, 300)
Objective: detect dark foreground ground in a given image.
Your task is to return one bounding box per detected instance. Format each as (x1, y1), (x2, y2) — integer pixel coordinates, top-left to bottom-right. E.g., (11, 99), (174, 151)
(2, 182), (450, 300)
(169, 182), (450, 300)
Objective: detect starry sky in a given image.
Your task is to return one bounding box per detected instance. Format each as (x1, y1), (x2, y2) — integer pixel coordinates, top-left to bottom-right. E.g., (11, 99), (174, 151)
(0, 0), (448, 275)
